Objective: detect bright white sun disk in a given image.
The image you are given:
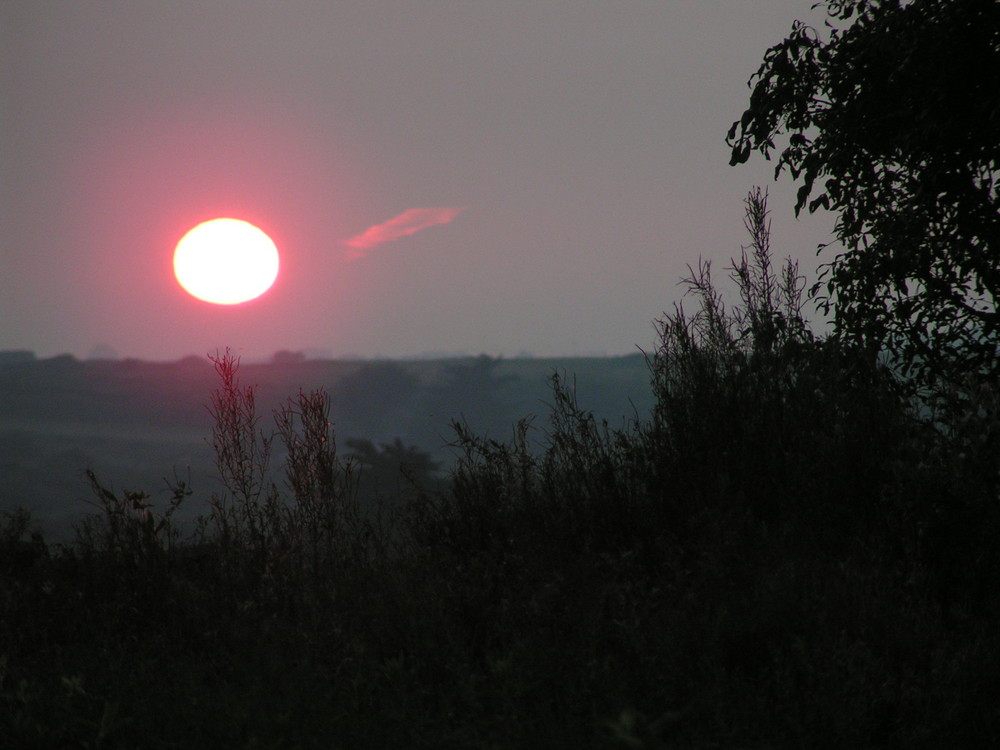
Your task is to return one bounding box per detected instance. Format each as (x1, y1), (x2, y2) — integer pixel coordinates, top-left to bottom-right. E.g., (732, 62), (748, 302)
(173, 218), (279, 305)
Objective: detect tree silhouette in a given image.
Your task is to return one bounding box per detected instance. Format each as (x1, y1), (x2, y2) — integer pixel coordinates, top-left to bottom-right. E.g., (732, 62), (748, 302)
(345, 437), (442, 505)
(271, 350), (307, 365)
(728, 0), (1000, 388)
(331, 362), (421, 440)
(423, 355), (520, 437)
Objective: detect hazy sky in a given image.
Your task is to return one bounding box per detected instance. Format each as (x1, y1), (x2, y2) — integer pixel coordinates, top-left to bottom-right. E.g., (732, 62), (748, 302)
(2, 1), (836, 361)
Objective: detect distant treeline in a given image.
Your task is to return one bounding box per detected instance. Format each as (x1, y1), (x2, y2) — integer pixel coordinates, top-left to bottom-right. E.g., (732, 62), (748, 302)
(0, 352), (652, 537)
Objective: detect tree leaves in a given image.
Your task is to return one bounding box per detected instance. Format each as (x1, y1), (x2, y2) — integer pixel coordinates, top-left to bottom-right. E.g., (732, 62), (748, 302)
(727, 0), (1000, 389)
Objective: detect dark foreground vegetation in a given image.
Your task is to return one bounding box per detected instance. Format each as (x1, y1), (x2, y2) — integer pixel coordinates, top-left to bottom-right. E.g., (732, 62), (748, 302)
(3, 191), (999, 748)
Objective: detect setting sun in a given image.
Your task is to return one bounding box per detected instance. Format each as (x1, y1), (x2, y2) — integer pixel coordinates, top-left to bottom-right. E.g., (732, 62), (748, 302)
(173, 218), (279, 305)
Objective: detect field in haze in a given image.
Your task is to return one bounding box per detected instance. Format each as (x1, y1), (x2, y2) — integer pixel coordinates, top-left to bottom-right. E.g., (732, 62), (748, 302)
(0, 351), (652, 539)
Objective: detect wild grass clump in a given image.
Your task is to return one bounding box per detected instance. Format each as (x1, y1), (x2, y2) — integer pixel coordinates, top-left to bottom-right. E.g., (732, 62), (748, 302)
(202, 350), (386, 599)
(3, 190), (999, 748)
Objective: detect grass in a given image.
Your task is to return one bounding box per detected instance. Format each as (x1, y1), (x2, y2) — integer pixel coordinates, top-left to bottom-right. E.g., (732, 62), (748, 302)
(2, 190), (999, 748)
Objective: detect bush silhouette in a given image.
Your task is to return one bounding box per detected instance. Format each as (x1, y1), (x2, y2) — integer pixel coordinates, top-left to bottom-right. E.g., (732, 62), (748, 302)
(3, 191), (1000, 748)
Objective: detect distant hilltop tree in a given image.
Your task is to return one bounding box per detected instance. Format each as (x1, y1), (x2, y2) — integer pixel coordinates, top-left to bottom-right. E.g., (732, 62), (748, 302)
(87, 343), (120, 360)
(271, 350), (307, 364)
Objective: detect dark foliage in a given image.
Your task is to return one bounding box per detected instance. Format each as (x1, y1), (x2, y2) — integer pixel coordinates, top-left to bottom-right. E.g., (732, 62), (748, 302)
(728, 0), (1000, 389)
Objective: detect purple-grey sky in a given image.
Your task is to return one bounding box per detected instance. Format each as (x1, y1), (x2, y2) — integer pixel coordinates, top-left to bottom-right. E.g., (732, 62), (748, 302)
(1, 1), (836, 361)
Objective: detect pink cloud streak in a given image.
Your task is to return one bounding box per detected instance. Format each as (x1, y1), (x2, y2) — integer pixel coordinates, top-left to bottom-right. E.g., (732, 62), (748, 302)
(345, 207), (464, 259)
